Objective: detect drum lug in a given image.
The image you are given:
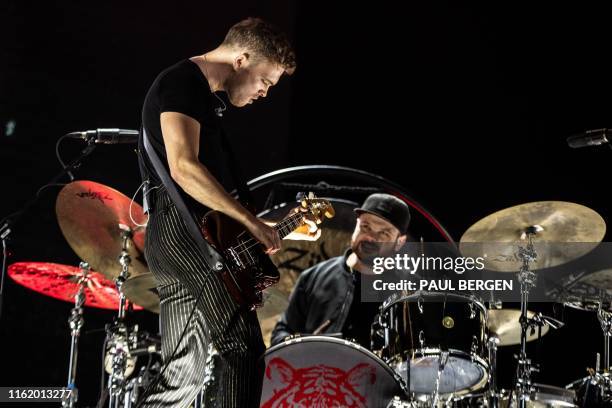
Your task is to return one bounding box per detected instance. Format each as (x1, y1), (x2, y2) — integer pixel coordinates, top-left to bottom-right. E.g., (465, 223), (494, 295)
(471, 335), (479, 355)
(469, 302), (477, 319)
(418, 296), (424, 314)
(419, 330), (425, 349)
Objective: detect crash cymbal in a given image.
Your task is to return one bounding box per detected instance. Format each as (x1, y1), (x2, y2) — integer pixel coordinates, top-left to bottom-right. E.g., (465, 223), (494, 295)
(8, 262), (143, 311)
(56, 180), (149, 280)
(487, 309), (549, 346)
(122, 272), (159, 313)
(460, 201), (606, 272)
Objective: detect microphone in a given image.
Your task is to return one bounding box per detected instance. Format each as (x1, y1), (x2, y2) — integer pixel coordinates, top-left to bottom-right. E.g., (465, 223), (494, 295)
(67, 128), (139, 144)
(567, 128), (610, 148)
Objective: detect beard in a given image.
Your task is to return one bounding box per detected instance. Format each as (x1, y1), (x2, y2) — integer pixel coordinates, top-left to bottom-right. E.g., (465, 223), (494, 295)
(353, 240), (398, 263)
(353, 241), (381, 262)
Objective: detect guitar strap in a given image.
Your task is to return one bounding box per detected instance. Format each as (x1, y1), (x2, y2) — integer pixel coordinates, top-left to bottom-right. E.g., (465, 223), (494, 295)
(141, 127), (225, 273)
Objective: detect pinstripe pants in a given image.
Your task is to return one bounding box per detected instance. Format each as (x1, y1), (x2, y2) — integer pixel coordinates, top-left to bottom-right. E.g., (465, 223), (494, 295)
(141, 189), (265, 408)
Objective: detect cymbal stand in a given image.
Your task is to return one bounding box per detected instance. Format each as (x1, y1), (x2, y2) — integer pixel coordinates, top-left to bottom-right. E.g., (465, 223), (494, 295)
(487, 335), (500, 408)
(62, 262), (90, 408)
(593, 299), (612, 401)
(107, 225), (135, 408)
(515, 231), (539, 408)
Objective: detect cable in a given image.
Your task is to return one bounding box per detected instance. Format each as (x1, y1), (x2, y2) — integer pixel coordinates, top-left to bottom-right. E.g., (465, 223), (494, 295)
(129, 181), (159, 227)
(55, 133), (75, 181)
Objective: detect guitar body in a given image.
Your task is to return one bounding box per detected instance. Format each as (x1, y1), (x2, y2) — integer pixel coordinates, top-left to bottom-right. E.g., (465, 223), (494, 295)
(199, 210), (279, 310)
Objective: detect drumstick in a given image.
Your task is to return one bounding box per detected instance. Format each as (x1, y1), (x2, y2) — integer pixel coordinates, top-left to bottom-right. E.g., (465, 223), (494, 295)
(313, 319), (331, 335)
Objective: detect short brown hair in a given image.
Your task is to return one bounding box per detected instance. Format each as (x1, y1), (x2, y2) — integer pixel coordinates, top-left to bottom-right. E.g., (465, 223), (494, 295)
(223, 17), (296, 75)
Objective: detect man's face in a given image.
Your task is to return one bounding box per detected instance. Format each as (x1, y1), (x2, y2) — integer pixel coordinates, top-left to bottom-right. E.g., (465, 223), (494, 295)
(225, 55), (285, 107)
(350, 213), (405, 262)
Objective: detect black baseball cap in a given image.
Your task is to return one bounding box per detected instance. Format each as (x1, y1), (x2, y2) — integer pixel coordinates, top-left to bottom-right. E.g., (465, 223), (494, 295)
(354, 193), (411, 234)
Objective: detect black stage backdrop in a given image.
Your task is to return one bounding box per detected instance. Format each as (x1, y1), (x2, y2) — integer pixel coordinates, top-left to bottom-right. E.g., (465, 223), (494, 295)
(1, 1), (610, 406)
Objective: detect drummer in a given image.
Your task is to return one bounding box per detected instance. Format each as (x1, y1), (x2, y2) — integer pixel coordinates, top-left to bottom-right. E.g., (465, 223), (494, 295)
(270, 193), (411, 348)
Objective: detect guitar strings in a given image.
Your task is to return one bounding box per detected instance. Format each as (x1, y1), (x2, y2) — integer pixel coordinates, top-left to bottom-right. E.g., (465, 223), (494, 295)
(232, 212), (303, 257)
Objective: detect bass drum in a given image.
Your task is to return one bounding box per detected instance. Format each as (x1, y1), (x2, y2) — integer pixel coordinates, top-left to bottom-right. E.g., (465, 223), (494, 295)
(379, 292), (489, 398)
(260, 336), (406, 407)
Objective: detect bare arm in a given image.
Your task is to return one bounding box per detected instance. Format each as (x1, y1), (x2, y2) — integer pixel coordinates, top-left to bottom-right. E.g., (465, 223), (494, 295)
(160, 111), (281, 252)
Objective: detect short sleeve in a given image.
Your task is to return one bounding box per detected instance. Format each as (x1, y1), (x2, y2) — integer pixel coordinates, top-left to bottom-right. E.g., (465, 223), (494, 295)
(157, 64), (208, 123)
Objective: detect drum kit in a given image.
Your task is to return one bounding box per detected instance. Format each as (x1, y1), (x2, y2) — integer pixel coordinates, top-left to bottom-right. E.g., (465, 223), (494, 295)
(3, 175), (612, 407)
(261, 201), (611, 407)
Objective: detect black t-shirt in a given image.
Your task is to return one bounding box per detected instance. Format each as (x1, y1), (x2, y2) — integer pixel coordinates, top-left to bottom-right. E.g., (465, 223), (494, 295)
(343, 271), (383, 349)
(139, 59), (237, 210)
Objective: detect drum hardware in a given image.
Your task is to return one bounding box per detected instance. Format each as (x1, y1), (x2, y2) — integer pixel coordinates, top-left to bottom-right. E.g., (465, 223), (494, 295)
(61, 262), (90, 408)
(515, 231), (541, 408)
(459, 201), (607, 408)
(567, 299), (612, 404)
(562, 270), (612, 403)
(487, 335), (501, 408)
(106, 224), (140, 408)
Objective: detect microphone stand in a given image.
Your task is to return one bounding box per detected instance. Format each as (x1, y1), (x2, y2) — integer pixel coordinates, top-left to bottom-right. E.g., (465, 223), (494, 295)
(0, 134), (98, 323)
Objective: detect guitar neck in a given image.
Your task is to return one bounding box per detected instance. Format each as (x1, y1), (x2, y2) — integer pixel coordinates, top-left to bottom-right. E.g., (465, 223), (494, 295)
(274, 212), (304, 239)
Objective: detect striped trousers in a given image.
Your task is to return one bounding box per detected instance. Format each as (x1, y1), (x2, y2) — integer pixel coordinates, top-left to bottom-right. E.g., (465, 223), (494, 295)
(141, 189), (265, 408)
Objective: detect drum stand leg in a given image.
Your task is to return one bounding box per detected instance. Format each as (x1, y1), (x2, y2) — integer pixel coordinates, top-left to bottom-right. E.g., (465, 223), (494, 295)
(107, 226), (135, 408)
(487, 336), (500, 408)
(515, 232), (539, 408)
(62, 262), (90, 408)
(595, 303), (612, 401)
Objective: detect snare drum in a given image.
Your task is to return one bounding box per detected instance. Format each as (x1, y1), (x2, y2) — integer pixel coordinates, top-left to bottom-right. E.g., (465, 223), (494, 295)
(261, 336), (406, 407)
(379, 292), (489, 397)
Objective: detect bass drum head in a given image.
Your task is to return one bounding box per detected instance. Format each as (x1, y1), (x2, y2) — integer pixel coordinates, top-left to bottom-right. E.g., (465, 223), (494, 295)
(261, 336), (406, 407)
(392, 348), (488, 396)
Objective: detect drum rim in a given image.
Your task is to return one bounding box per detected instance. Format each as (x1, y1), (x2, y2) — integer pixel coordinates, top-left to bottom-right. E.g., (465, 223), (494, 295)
(265, 335), (407, 393)
(380, 291), (488, 319)
(498, 384), (577, 407)
(388, 347), (490, 396)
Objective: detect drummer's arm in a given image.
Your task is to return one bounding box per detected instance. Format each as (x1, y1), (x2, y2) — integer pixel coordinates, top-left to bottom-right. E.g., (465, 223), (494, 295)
(270, 273), (310, 346)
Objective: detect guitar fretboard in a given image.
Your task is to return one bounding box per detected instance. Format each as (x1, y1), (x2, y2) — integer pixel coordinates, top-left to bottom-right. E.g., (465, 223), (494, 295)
(274, 211), (304, 239)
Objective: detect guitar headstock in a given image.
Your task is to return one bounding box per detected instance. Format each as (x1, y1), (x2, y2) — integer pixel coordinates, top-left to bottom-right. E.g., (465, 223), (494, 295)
(297, 192), (335, 224)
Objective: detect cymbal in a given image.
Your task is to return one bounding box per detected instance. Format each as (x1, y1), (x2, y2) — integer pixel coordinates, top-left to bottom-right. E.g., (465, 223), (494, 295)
(575, 269), (612, 292)
(460, 201), (606, 272)
(487, 309), (549, 346)
(8, 262), (143, 311)
(122, 272), (159, 313)
(56, 180), (149, 280)
(562, 269), (612, 312)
